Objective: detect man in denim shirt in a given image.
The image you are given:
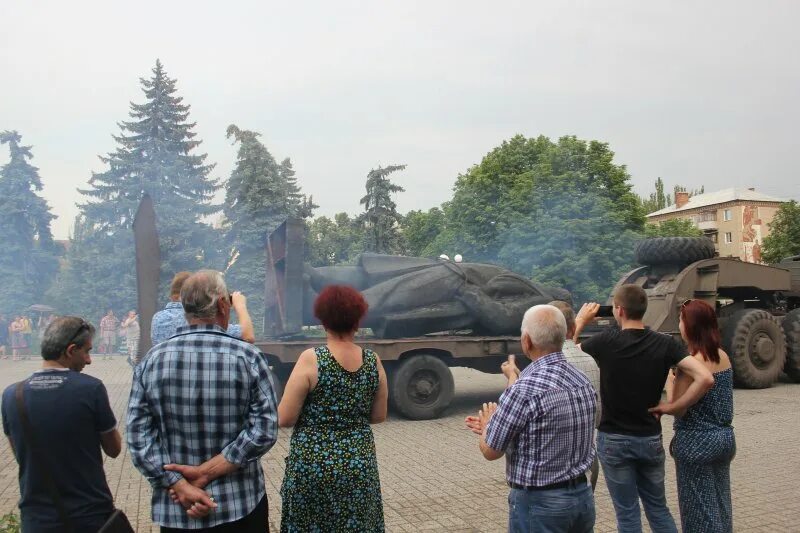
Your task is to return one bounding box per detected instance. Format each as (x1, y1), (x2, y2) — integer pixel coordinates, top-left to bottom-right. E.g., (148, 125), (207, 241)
(151, 271), (255, 345)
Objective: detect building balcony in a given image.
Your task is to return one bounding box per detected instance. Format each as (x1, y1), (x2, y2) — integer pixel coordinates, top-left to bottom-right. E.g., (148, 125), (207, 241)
(697, 219), (719, 231)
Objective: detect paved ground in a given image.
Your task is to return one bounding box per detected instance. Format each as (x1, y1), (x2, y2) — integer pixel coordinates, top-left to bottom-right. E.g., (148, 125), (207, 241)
(0, 358), (798, 532)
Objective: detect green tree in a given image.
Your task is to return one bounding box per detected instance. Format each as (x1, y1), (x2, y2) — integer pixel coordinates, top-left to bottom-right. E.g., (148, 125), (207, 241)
(443, 135), (645, 265)
(358, 165), (406, 254)
(222, 125), (313, 333)
(0, 131), (59, 314)
(640, 177), (669, 214)
(401, 207), (446, 257)
(49, 60), (221, 318)
(307, 213), (365, 266)
(761, 201), (800, 264)
(644, 218), (703, 238)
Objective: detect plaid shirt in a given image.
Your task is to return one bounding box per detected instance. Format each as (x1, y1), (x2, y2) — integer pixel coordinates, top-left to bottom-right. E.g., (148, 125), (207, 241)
(127, 324), (278, 529)
(485, 351), (597, 487)
(150, 302), (242, 345)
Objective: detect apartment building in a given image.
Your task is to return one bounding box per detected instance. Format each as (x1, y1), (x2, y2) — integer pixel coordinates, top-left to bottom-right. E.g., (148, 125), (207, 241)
(646, 188), (786, 263)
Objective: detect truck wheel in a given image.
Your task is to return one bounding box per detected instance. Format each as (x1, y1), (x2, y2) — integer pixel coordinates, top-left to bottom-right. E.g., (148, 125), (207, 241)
(783, 309), (800, 383)
(722, 309), (786, 388)
(390, 355), (454, 420)
(270, 362), (293, 403)
(635, 237), (715, 266)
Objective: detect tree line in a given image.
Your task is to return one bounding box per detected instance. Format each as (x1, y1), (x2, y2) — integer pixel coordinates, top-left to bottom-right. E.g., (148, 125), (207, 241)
(2, 60), (798, 329)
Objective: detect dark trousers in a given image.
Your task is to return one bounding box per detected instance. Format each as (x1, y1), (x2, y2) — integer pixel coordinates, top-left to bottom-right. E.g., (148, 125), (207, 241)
(160, 496), (268, 533)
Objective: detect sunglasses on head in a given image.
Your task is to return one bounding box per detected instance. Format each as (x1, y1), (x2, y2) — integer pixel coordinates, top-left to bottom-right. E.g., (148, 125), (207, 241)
(65, 319), (90, 352)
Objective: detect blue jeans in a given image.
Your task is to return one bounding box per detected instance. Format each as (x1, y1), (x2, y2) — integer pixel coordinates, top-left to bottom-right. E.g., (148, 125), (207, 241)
(508, 484), (595, 533)
(597, 431), (677, 533)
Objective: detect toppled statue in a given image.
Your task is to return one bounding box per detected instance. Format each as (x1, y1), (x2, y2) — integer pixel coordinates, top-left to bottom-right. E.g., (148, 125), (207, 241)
(302, 253), (571, 338)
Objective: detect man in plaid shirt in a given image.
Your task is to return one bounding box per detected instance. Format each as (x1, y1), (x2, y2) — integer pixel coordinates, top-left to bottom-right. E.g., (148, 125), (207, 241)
(127, 270), (278, 532)
(476, 305), (597, 532)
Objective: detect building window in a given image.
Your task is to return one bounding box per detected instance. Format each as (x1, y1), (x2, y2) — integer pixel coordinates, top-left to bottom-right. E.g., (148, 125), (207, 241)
(699, 211), (716, 222)
(723, 209), (732, 221)
(724, 232), (733, 243)
(710, 232), (718, 243)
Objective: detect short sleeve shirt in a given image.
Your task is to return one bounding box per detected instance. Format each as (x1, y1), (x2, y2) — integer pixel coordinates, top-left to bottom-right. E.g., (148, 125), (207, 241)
(581, 327), (687, 436)
(1, 369), (116, 527)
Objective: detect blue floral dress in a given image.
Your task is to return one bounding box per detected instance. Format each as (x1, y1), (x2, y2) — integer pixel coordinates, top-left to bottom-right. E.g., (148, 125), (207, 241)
(280, 346), (384, 532)
(671, 368), (735, 533)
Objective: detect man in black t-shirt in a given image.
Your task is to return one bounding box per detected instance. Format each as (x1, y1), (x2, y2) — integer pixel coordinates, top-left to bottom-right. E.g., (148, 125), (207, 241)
(574, 285), (714, 533)
(1, 316), (122, 533)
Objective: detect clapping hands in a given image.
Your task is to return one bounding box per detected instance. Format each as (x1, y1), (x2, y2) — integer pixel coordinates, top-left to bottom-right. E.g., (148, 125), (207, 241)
(464, 402), (498, 436)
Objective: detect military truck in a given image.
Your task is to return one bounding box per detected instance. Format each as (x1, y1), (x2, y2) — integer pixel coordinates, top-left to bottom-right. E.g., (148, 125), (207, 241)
(612, 237), (800, 388)
(255, 219), (549, 420)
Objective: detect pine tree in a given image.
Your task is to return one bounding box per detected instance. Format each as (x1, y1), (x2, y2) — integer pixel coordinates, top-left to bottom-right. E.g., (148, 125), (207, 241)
(0, 131), (59, 314)
(223, 124), (314, 333)
(358, 165), (406, 254)
(50, 60), (221, 318)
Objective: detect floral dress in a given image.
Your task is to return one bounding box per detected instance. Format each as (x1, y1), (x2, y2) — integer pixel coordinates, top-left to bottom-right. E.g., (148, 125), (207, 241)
(280, 345), (384, 532)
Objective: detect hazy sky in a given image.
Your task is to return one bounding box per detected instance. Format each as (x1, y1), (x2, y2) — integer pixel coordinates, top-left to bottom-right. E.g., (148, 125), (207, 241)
(2, 1), (798, 239)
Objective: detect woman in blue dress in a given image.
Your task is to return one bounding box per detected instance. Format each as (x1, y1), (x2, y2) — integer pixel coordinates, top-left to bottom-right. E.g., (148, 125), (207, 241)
(278, 285), (389, 532)
(666, 299), (735, 533)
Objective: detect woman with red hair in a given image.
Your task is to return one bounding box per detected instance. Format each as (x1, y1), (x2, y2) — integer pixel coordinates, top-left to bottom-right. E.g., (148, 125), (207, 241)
(278, 285), (388, 532)
(667, 299), (735, 532)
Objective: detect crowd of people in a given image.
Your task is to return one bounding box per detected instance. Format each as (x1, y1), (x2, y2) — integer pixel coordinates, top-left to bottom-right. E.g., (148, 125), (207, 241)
(0, 270), (736, 533)
(0, 313), (55, 361)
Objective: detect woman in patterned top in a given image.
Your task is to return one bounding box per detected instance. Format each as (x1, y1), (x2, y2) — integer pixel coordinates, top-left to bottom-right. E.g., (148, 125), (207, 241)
(666, 299), (735, 533)
(278, 285), (389, 532)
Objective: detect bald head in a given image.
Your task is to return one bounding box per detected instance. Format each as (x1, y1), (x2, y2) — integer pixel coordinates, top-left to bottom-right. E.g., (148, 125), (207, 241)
(521, 304), (567, 354)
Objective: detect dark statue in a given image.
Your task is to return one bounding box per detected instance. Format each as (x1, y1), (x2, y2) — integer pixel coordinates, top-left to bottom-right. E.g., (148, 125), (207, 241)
(302, 253), (571, 338)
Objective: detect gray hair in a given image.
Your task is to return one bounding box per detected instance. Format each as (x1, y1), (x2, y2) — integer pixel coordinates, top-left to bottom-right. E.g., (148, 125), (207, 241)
(181, 270), (228, 321)
(521, 304), (567, 352)
(41, 316), (96, 361)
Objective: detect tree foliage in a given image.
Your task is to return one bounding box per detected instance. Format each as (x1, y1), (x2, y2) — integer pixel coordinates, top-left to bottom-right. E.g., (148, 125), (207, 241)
(222, 125), (314, 333)
(307, 213), (364, 266)
(434, 135), (644, 303)
(644, 218), (703, 238)
(358, 165), (406, 254)
(0, 131), (59, 314)
(400, 207), (446, 257)
(761, 200), (800, 264)
(49, 60), (221, 318)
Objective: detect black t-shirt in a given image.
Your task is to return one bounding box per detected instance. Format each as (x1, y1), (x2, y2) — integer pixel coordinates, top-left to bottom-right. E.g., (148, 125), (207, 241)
(581, 327), (687, 436)
(1, 369), (116, 528)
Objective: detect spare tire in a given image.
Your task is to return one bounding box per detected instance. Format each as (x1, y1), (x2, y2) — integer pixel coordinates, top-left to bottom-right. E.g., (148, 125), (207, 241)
(635, 237), (715, 266)
(783, 309), (800, 383)
(722, 309), (786, 388)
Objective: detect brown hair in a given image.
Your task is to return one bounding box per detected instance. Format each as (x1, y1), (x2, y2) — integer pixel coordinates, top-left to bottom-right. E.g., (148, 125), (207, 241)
(680, 300), (721, 363)
(170, 271), (193, 297)
(548, 300), (575, 333)
(613, 284), (648, 320)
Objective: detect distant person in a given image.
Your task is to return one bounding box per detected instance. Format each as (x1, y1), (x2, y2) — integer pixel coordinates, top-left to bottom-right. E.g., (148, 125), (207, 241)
(99, 310), (118, 354)
(128, 270), (277, 531)
(475, 305), (597, 532)
(0, 314), (8, 359)
(574, 285), (715, 533)
(279, 285), (388, 532)
(120, 310), (140, 365)
(21, 315), (33, 353)
(11, 316), (27, 361)
(665, 300), (735, 532)
(151, 271), (255, 345)
(2, 316), (123, 532)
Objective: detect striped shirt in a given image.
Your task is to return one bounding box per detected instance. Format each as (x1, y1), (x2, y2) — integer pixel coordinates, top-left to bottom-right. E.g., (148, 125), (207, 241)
(485, 351), (597, 487)
(127, 324), (278, 529)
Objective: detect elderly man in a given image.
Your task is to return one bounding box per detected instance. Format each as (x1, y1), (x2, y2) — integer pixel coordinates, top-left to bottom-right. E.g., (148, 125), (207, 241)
(2, 316), (123, 532)
(151, 271), (255, 346)
(477, 305), (597, 532)
(127, 270), (278, 532)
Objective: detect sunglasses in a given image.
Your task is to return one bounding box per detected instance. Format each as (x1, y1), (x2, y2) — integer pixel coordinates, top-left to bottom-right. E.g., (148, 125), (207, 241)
(65, 319), (91, 352)
(681, 299), (694, 308)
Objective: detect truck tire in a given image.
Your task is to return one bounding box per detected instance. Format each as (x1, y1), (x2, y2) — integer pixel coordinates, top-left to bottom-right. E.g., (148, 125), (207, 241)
(722, 309), (786, 388)
(390, 355), (454, 420)
(269, 362), (293, 403)
(783, 309), (800, 383)
(635, 237), (715, 266)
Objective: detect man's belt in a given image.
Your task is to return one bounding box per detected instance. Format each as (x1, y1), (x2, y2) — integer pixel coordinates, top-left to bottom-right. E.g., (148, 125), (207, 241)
(508, 474), (587, 491)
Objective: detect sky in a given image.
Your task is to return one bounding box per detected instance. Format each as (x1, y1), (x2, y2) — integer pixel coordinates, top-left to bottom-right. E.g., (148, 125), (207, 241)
(1, 0), (798, 239)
